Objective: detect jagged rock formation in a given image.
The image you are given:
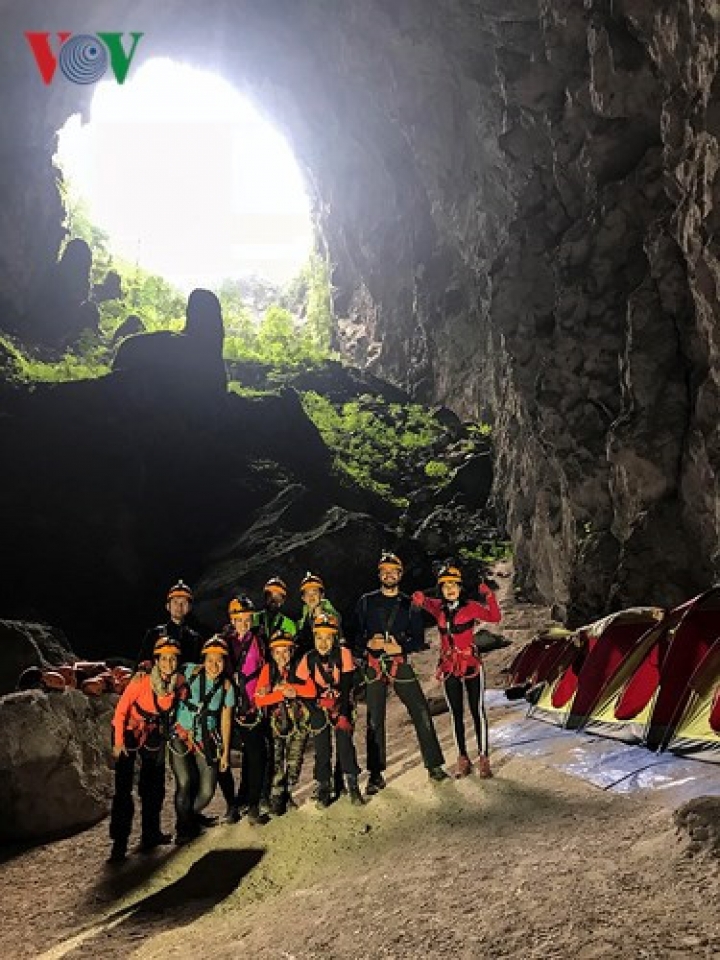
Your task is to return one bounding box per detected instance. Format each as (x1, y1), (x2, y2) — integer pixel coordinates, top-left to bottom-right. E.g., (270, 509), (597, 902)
(1, 2), (719, 621)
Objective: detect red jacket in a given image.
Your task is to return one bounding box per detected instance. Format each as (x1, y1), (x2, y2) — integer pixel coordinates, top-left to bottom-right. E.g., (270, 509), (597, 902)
(254, 662), (316, 708)
(414, 590), (501, 657)
(112, 672), (186, 749)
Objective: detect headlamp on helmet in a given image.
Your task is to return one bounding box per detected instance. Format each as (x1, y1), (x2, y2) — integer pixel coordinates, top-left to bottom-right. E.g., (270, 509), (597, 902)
(269, 629), (295, 650)
(300, 572), (324, 594)
(167, 580), (193, 602)
(264, 577), (287, 599)
(201, 635), (229, 658)
(228, 595), (255, 617)
(437, 564), (463, 585)
(378, 552), (403, 573)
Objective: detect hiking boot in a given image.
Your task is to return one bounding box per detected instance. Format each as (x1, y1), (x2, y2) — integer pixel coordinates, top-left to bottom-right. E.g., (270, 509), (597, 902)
(140, 831), (173, 852)
(246, 805), (269, 826)
(269, 795), (286, 817)
(365, 773), (386, 796)
(107, 841), (127, 864)
(195, 812), (218, 828)
(220, 805), (240, 825)
(346, 776), (365, 806)
(428, 766), (450, 783)
(174, 831), (197, 847)
(316, 781), (332, 808)
(477, 755), (493, 779)
(455, 755), (472, 779)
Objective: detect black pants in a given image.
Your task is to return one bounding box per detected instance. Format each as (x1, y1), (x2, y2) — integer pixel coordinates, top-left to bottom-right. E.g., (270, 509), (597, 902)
(365, 660), (444, 774)
(309, 707), (360, 783)
(169, 743), (218, 834)
(218, 720), (267, 810)
(109, 743), (166, 845)
(444, 667), (489, 757)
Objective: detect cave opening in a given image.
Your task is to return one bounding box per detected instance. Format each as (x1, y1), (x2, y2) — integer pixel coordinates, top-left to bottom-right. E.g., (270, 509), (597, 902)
(54, 57), (314, 293)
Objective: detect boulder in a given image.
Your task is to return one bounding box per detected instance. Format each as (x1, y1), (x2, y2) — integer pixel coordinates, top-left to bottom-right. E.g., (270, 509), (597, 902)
(673, 797), (720, 859)
(0, 620), (74, 696)
(0, 688), (114, 843)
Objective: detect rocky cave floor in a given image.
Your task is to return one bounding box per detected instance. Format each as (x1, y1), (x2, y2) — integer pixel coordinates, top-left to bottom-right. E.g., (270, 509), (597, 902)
(1, 564), (719, 960)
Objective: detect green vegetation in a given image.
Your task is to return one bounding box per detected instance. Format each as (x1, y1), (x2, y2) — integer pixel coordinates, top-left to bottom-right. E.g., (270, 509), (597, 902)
(9, 182), (337, 383)
(0, 333), (110, 383)
(300, 392), (451, 506)
(459, 542), (512, 564)
(224, 255), (334, 365)
(424, 460), (450, 480)
(47, 178), (337, 378)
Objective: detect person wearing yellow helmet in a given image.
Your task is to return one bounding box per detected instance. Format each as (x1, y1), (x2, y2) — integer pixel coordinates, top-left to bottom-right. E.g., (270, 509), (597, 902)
(256, 577), (297, 653)
(255, 630), (316, 817)
(412, 562), (502, 778)
(216, 595), (267, 825)
(353, 552), (448, 793)
(135, 580), (202, 667)
(108, 633), (186, 863)
(296, 611), (364, 807)
(169, 635), (236, 844)
(295, 572), (344, 655)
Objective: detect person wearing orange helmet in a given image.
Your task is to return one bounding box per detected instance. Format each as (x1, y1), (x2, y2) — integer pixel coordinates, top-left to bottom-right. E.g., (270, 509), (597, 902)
(353, 552), (448, 793)
(295, 572), (343, 655)
(256, 577), (297, 654)
(296, 611), (363, 807)
(170, 635), (236, 844)
(216, 595), (267, 824)
(136, 580), (202, 666)
(108, 634), (187, 863)
(412, 562), (502, 778)
(255, 630), (315, 817)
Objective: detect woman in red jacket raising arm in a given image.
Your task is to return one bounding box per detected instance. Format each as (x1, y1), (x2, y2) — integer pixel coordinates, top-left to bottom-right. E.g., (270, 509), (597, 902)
(412, 563), (501, 779)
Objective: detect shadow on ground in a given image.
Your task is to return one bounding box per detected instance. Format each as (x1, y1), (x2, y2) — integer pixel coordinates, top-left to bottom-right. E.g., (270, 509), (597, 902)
(60, 848), (265, 959)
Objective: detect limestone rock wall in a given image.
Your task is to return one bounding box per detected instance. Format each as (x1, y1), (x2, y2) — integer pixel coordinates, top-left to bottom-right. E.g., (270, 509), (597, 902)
(1, 1), (719, 620)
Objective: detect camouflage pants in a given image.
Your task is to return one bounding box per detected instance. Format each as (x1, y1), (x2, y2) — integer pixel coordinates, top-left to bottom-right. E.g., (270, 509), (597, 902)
(270, 730), (309, 800)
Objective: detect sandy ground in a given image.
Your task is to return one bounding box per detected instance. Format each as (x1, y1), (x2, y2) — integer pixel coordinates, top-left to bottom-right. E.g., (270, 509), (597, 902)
(1, 565), (718, 959)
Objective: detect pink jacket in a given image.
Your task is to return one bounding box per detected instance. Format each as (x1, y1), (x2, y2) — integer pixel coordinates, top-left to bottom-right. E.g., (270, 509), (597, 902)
(226, 628), (264, 706)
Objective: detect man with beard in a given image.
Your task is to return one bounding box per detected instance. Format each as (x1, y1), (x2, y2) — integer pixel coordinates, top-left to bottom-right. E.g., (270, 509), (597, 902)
(353, 552), (448, 794)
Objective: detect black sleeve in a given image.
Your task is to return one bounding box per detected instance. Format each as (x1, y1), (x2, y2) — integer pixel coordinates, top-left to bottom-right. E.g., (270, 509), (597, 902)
(338, 668), (354, 719)
(350, 596), (368, 657)
(406, 602), (425, 654)
(136, 627), (158, 667)
(186, 627), (203, 663)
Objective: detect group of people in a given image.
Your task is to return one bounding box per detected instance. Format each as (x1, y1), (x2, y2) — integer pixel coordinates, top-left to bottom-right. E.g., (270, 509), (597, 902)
(108, 553), (503, 863)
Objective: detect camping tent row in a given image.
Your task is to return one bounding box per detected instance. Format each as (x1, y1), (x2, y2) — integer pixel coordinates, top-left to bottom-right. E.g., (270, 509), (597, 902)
(505, 587), (720, 763)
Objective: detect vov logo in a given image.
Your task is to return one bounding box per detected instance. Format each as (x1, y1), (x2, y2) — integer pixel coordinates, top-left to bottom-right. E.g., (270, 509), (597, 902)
(25, 32), (144, 85)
